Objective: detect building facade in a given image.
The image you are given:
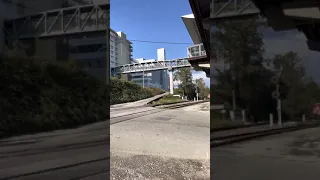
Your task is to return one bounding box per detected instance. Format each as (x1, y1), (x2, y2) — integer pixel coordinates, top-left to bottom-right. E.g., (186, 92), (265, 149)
(0, 0), (110, 83)
(130, 48), (169, 91)
(110, 29), (132, 68)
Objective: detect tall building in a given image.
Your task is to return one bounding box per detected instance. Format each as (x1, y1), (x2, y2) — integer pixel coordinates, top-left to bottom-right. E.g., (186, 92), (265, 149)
(130, 49), (169, 91)
(68, 34), (107, 80)
(0, 0), (110, 82)
(110, 29), (132, 68)
(131, 58), (163, 89)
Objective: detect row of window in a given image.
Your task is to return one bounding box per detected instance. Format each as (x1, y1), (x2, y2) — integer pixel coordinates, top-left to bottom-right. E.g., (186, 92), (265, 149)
(70, 44), (105, 53)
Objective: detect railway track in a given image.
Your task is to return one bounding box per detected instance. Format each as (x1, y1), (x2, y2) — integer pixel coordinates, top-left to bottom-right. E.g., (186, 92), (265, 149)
(211, 122), (269, 132)
(211, 122), (320, 148)
(158, 100), (209, 109)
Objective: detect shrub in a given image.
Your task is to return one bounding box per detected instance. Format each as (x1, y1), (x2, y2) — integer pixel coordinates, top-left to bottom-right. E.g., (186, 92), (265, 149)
(0, 56), (108, 138)
(110, 78), (164, 105)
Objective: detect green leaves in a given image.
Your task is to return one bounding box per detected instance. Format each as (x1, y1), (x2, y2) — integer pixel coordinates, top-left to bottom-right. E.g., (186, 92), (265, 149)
(109, 78), (165, 105)
(0, 56), (109, 138)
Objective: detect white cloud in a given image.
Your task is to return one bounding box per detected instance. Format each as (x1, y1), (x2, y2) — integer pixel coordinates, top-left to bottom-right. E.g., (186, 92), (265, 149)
(192, 71), (210, 87)
(172, 71), (210, 88)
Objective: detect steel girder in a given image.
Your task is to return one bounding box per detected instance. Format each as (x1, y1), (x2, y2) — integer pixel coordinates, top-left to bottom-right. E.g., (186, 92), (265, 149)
(111, 59), (191, 76)
(211, 0), (260, 19)
(4, 4), (109, 40)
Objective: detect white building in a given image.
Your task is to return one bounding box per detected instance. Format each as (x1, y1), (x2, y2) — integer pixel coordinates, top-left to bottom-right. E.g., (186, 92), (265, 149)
(110, 29), (132, 68)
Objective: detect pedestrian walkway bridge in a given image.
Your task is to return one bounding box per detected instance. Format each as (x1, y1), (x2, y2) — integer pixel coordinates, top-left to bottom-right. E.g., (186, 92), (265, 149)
(111, 58), (191, 76)
(4, 4), (109, 39)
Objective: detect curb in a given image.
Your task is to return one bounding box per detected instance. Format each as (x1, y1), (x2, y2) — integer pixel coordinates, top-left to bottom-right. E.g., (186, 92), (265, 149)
(211, 123), (320, 148)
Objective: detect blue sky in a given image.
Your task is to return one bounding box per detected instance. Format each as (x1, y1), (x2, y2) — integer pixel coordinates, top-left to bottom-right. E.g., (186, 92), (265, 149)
(111, 0), (210, 86)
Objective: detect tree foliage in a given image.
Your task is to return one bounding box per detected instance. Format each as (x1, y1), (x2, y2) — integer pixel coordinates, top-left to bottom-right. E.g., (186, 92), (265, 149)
(174, 68), (195, 99)
(211, 19), (320, 122)
(195, 78), (210, 99)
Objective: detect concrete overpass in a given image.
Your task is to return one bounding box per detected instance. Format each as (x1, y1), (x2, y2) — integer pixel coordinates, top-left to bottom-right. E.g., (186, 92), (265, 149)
(210, 0), (320, 52)
(181, 0), (210, 77)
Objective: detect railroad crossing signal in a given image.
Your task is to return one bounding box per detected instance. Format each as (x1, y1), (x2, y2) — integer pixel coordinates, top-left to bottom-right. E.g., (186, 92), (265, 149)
(272, 91), (280, 99)
(271, 76), (278, 84)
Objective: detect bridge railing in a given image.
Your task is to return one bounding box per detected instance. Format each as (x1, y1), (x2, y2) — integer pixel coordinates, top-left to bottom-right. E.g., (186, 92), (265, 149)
(111, 58), (191, 75)
(211, 0), (260, 19)
(4, 4), (109, 40)
(187, 43), (206, 58)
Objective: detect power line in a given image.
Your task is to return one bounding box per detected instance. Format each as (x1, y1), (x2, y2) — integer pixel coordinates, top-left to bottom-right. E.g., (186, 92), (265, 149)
(129, 39), (193, 45)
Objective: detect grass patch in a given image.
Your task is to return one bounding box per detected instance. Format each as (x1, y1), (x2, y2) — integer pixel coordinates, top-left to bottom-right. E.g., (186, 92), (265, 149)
(211, 109), (244, 130)
(211, 120), (244, 130)
(152, 94), (185, 105)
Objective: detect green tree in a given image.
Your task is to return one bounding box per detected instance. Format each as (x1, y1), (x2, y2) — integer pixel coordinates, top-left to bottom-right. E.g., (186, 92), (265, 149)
(272, 52), (320, 120)
(211, 19), (264, 110)
(195, 78), (210, 99)
(174, 68), (195, 99)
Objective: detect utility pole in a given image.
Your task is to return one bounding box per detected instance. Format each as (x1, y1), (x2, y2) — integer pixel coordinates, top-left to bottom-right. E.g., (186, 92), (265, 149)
(264, 62), (283, 127)
(142, 67), (145, 88)
(195, 82), (199, 101)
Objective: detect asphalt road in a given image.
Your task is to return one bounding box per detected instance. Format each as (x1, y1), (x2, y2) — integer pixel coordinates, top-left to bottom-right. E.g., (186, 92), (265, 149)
(110, 102), (210, 179)
(212, 126), (320, 180)
(0, 120), (109, 180)
(0, 99), (209, 180)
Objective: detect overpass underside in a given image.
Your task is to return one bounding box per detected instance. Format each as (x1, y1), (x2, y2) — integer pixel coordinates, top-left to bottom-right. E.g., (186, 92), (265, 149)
(3, 4), (110, 60)
(211, 0), (320, 52)
(187, 0), (211, 77)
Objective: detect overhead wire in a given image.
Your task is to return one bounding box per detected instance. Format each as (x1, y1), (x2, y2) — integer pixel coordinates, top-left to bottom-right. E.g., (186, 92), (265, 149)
(128, 39), (193, 45)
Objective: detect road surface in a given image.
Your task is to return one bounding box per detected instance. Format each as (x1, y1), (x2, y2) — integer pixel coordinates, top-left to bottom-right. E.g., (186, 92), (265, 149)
(0, 120), (109, 180)
(110, 102), (210, 179)
(0, 99), (209, 180)
(212, 126), (320, 180)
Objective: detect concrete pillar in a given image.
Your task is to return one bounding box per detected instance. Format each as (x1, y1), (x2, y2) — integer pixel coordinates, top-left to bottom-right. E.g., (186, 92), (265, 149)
(229, 111), (235, 121)
(241, 110), (246, 124)
(302, 114), (306, 123)
(169, 69), (173, 94)
(269, 113), (274, 127)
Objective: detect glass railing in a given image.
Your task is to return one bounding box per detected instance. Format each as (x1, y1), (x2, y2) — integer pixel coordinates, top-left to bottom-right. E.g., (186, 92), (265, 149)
(187, 43), (206, 58)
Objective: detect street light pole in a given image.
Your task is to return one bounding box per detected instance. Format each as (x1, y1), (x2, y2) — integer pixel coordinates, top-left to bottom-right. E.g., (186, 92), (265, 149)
(196, 84), (199, 101)
(142, 68), (145, 88)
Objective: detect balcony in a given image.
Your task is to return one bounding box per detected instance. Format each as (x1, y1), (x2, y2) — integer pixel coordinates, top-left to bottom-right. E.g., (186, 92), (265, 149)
(187, 43), (206, 58)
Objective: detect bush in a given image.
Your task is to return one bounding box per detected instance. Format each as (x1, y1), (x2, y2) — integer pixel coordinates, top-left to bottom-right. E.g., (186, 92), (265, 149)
(0, 56), (108, 138)
(145, 87), (166, 96)
(110, 78), (165, 105)
(0, 56), (166, 138)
